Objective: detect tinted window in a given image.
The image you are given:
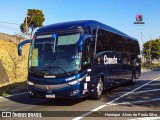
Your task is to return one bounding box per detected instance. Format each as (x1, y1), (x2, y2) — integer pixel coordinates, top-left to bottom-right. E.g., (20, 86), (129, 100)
(108, 32), (117, 51)
(123, 38), (129, 52)
(116, 35), (124, 52)
(58, 33), (80, 45)
(96, 28), (108, 53)
(130, 40), (140, 53)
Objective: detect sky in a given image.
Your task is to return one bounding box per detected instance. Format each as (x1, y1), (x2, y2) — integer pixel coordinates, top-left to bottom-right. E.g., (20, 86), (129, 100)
(0, 0), (160, 48)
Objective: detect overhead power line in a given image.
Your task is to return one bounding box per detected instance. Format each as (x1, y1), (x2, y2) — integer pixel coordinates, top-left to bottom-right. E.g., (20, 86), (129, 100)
(0, 27), (20, 31)
(0, 21), (20, 25)
(0, 25), (19, 30)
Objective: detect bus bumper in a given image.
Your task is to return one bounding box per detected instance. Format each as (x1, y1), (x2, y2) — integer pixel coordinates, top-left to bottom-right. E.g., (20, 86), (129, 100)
(27, 82), (92, 99)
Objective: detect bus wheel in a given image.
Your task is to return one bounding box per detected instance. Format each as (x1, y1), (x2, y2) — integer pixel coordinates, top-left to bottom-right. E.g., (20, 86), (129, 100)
(92, 78), (103, 100)
(129, 71), (136, 85)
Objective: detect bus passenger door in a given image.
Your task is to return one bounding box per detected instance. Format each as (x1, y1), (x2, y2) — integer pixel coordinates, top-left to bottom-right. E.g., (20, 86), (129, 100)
(82, 38), (95, 85)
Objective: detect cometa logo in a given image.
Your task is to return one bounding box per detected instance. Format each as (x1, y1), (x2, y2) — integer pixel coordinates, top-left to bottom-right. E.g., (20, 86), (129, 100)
(44, 75), (56, 78)
(104, 55), (117, 65)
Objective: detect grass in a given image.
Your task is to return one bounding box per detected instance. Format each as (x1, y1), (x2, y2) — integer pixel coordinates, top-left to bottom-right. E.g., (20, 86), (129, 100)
(0, 39), (29, 96)
(0, 39), (29, 82)
(142, 62), (160, 70)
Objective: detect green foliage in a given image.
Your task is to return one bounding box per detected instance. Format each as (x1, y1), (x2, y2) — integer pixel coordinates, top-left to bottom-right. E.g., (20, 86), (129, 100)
(20, 23), (26, 33)
(142, 62), (160, 69)
(143, 39), (160, 60)
(20, 9), (45, 36)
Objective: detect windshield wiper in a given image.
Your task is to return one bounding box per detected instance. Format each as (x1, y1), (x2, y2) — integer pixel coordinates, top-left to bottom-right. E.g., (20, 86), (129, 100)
(45, 65), (70, 76)
(29, 67), (47, 75)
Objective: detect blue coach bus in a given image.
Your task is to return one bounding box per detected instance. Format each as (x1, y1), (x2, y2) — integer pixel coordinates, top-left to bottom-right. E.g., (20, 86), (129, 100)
(18, 20), (141, 100)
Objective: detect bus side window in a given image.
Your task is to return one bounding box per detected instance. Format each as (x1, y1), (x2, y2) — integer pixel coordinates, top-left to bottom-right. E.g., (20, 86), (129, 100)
(108, 32), (116, 52)
(116, 35), (124, 52)
(96, 28), (108, 53)
(82, 38), (94, 70)
(123, 38), (129, 53)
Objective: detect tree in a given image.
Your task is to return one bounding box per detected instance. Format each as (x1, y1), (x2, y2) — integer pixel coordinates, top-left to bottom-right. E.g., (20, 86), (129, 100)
(20, 23), (26, 34)
(20, 9), (45, 37)
(143, 39), (160, 60)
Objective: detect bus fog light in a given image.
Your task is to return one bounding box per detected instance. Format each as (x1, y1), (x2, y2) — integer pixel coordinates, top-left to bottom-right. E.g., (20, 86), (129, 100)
(28, 90), (34, 95)
(70, 90), (79, 96)
(27, 81), (34, 86)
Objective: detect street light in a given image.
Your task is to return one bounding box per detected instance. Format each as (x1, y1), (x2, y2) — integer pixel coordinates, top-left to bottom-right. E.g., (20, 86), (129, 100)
(133, 32), (144, 61)
(25, 12), (40, 38)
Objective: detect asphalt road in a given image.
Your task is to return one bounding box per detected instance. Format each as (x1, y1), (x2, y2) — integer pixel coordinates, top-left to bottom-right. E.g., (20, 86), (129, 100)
(0, 70), (160, 120)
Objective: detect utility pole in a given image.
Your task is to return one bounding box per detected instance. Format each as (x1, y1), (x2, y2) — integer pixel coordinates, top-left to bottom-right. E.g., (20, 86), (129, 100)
(149, 35), (152, 68)
(141, 32), (144, 62)
(149, 42), (151, 68)
(25, 14), (28, 39)
(141, 32), (144, 50)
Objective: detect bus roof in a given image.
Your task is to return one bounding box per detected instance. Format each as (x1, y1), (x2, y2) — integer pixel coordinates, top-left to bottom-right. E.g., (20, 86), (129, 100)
(36, 20), (137, 41)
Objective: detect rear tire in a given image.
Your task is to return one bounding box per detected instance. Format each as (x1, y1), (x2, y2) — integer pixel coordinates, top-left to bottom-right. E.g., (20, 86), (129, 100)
(129, 71), (136, 85)
(92, 77), (103, 100)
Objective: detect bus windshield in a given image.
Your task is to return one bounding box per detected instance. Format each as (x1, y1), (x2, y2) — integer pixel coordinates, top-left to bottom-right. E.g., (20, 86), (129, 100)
(29, 33), (81, 76)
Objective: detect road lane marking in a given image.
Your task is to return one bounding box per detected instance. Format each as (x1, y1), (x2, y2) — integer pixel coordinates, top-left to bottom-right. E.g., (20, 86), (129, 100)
(128, 117), (160, 120)
(118, 97), (160, 105)
(130, 89), (160, 94)
(146, 83), (160, 85)
(0, 108), (10, 111)
(111, 88), (160, 95)
(73, 98), (160, 120)
(0, 92), (27, 99)
(72, 76), (160, 120)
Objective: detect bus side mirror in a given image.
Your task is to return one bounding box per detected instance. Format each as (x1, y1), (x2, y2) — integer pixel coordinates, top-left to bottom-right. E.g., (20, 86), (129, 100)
(78, 45), (83, 52)
(18, 39), (31, 56)
(78, 35), (95, 52)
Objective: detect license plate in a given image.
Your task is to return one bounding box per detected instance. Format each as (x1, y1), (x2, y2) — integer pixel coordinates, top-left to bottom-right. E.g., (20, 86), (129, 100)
(46, 94), (55, 98)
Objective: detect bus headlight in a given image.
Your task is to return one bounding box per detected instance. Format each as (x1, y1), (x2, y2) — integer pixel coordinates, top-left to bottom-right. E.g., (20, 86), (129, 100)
(68, 80), (78, 85)
(27, 81), (35, 86)
(67, 76), (86, 85)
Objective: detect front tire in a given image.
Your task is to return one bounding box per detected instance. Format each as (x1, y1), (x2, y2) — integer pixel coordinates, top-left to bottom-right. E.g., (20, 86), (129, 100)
(92, 78), (103, 100)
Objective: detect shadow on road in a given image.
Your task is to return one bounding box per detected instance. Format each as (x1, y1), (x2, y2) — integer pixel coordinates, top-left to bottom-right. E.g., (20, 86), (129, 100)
(0, 81), (27, 96)
(4, 92), (89, 106)
(2, 77), (160, 108)
(101, 79), (160, 109)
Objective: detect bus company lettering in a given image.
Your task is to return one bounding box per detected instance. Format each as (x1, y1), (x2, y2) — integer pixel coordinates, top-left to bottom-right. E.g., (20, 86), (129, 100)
(44, 75), (56, 78)
(36, 34), (52, 39)
(104, 55), (117, 65)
